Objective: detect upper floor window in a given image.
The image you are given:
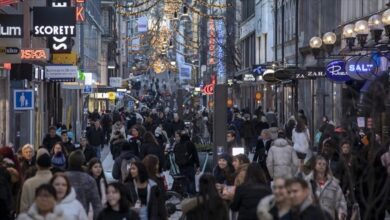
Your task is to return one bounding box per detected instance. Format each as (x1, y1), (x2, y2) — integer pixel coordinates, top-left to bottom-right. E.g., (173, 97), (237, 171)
(241, 0), (255, 21)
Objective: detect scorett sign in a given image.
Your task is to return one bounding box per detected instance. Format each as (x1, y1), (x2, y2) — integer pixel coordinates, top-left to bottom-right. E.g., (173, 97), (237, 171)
(0, 15), (23, 38)
(33, 7), (76, 37)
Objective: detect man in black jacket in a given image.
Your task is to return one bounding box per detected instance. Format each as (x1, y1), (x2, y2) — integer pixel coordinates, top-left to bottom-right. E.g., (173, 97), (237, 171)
(42, 126), (62, 152)
(286, 177), (331, 220)
(86, 120), (105, 159)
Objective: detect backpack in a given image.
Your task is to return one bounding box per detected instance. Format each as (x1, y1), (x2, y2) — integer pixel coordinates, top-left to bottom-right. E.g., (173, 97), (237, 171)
(174, 142), (191, 167)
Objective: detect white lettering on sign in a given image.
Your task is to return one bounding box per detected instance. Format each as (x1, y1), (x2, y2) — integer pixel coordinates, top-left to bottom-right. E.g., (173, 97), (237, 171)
(34, 26), (75, 36)
(348, 64), (374, 72)
(0, 25), (22, 37)
(327, 65), (347, 76)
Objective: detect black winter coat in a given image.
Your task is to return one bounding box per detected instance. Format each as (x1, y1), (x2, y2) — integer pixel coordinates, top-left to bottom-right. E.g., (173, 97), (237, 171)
(184, 196), (229, 220)
(253, 139), (272, 163)
(297, 205), (330, 220)
(97, 208), (139, 220)
(140, 142), (165, 172)
(124, 180), (167, 220)
(230, 184), (271, 220)
(82, 145), (97, 164)
(42, 134), (62, 152)
(87, 127), (105, 146)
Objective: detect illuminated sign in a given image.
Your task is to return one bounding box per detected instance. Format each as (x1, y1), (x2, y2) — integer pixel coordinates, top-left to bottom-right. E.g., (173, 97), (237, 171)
(3, 63), (11, 70)
(33, 7), (76, 37)
(202, 83), (214, 95)
(52, 52), (77, 65)
(76, 0), (85, 22)
(243, 74), (255, 82)
(215, 19), (225, 83)
(346, 55), (378, 81)
(208, 19), (216, 65)
(0, 15), (23, 38)
(20, 49), (49, 61)
(325, 60), (350, 82)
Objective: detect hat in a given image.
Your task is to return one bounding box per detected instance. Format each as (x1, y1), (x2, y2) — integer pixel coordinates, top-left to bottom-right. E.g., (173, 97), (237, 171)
(36, 153), (51, 168)
(218, 153), (233, 164)
(68, 150), (86, 170)
(36, 148), (49, 159)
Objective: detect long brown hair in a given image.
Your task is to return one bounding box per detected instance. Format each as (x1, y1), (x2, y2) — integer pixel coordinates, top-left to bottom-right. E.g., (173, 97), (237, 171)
(142, 154), (159, 179)
(50, 173), (72, 200)
(143, 131), (159, 146)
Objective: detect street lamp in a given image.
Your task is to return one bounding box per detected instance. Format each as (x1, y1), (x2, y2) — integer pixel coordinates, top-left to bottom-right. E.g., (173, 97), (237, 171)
(368, 14), (384, 43)
(354, 20), (369, 47)
(343, 24), (356, 50)
(382, 9), (390, 36)
(322, 32), (337, 54)
(309, 36), (322, 57)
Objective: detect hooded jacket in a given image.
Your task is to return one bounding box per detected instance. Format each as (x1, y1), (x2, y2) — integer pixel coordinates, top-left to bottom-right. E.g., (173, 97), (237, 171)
(266, 138), (299, 179)
(57, 188), (88, 220)
(17, 204), (64, 220)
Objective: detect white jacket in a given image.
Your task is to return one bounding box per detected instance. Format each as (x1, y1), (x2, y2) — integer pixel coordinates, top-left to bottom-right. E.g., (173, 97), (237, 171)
(17, 204), (65, 220)
(266, 138), (300, 179)
(57, 188), (88, 220)
(292, 128), (310, 154)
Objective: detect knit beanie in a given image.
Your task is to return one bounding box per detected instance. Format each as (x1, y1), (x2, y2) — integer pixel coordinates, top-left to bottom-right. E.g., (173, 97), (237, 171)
(36, 148), (49, 159)
(68, 150), (85, 170)
(219, 153), (233, 164)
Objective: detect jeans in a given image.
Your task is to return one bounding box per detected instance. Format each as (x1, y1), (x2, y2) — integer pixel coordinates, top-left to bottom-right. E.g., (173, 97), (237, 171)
(91, 145), (101, 159)
(180, 165), (196, 195)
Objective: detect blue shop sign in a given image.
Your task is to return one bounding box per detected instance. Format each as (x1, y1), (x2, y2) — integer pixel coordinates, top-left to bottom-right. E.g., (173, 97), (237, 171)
(325, 60), (350, 82)
(346, 55), (379, 81)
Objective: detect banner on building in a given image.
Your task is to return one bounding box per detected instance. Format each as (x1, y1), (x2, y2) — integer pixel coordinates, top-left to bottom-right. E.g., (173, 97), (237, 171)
(137, 16), (148, 32)
(33, 7), (76, 37)
(0, 14), (23, 38)
(45, 65), (77, 81)
(179, 63), (192, 80)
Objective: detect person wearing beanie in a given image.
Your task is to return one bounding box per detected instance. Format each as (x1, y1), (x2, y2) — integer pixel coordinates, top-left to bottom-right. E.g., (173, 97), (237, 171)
(213, 153), (235, 189)
(19, 150), (53, 213)
(50, 143), (67, 170)
(65, 150), (102, 217)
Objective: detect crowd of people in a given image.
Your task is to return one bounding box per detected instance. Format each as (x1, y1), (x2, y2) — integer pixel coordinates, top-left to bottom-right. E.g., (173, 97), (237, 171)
(0, 102), (389, 220)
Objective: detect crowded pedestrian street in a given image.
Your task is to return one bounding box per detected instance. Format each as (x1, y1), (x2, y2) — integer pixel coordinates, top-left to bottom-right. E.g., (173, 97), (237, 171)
(1, 0), (390, 220)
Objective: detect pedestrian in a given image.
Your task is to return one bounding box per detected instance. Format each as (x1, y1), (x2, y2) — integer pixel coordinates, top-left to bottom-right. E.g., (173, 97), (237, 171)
(97, 183), (140, 220)
(226, 130), (239, 155)
(112, 142), (139, 182)
(285, 177), (330, 220)
(174, 131), (200, 195)
(80, 137), (97, 164)
(292, 118), (311, 165)
(284, 116), (296, 142)
(305, 155), (347, 220)
(232, 154), (250, 186)
(181, 174), (229, 220)
(297, 109), (308, 126)
(240, 114), (255, 155)
(170, 113), (185, 137)
(50, 173), (88, 220)
(257, 177), (293, 220)
(50, 142), (67, 170)
(19, 149), (53, 213)
(110, 130), (127, 160)
(266, 130), (300, 179)
(88, 158), (108, 205)
(140, 132), (165, 172)
(65, 150), (102, 217)
(142, 154), (166, 193)
(128, 126), (143, 156)
(230, 163), (271, 220)
(18, 144), (36, 180)
(17, 184), (65, 220)
(61, 130), (76, 154)
(111, 120), (126, 139)
(0, 155), (15, 220)
(253, 129), (272, 163)
(254, 116), (270, 139)
(213, 153), (235, 188)
(124, 161), (166, 220)
(42, 126), (62, 153)
(87, 120), (105, 159)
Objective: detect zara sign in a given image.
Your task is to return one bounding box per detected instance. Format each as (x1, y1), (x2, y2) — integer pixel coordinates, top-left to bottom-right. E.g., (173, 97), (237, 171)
(325, 60), (351, 82)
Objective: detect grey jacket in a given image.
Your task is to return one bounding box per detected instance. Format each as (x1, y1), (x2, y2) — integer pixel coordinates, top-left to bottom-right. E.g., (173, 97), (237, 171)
(65, 171), (102, 218)
(305, 173), (347, 219)
(266, 138), (299, 179)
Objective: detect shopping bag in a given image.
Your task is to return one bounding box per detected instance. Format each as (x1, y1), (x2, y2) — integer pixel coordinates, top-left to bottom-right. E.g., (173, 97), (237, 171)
(195, 153), (209, 192)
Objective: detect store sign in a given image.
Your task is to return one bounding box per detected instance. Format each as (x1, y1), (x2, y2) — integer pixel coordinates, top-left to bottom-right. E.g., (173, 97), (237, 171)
(243, 74), (256, 82)
(20, 49), (49, 61)
(0, 15), (23, 38)
(33, 7), (76, 37)
(45, 65), (77, 81)
(107, 92), (116, 100)
(252, 65), (266, 75)
(293, 69), (326, 80)
(326, 60), (350, 82)
(109, 77), (122, 88)
(47, 0), (73, 53)
(202, 83), (214, 95)
(52, 52), (77, 65)
(346, 55), (378, 80)
(215, 19), (226, 84)
(0, 47), (20, 55)
(208, 19), (216, 65)
(75, 0), (85, 22)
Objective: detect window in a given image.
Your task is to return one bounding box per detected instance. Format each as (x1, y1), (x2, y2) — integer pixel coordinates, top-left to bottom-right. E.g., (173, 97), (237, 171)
(241, 0), (255, 21)
(241, 33), (256, 69)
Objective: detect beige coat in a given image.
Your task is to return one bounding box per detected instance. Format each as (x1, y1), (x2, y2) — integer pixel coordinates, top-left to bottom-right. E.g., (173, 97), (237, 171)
(266, 138), (299, 179)
(19, 170), (53, 213)
(234, 163), (249, 186)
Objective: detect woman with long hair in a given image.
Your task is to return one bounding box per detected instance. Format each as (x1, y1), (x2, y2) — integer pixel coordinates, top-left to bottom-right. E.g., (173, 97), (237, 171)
(292, 118), (311, 165)
(213, 154), (235, 194)
(181, 174), (229, 220)
(50, 142), (67, 170)
(88, 158), (108, 205)
(230, 163), (271, 220)
(97, 183), (139, 220)
(140, 132), (165, 172)
(142, 155), (166, 192)
(50, 173), (88, 220)
(305, 155), (347, 220)
(124, 161), (166, 220)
